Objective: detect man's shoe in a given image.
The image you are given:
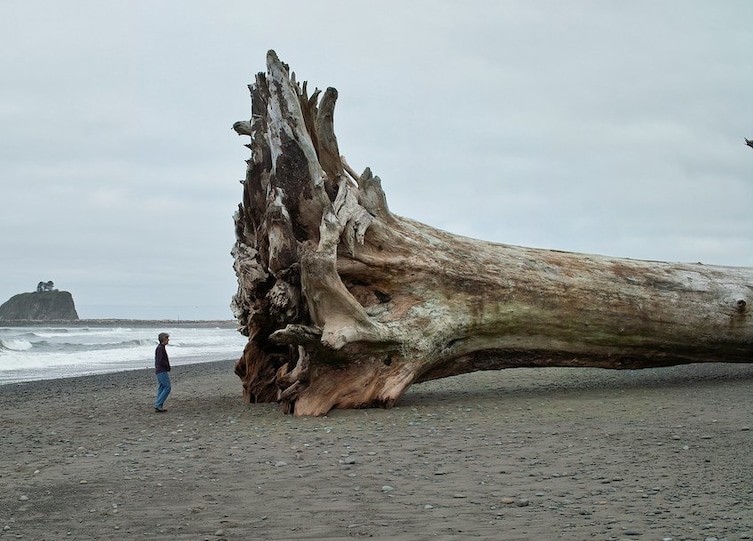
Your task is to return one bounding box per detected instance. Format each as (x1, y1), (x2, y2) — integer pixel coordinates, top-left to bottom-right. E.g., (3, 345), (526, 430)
(154, 407), (167, 413)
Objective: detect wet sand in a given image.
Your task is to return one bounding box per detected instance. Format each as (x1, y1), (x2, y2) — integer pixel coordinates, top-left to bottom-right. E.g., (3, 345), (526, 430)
(1, 361), (752, 540)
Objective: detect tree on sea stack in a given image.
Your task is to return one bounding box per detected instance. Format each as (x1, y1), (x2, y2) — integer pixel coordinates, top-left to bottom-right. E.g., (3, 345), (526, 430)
(230, 50), (752, 416)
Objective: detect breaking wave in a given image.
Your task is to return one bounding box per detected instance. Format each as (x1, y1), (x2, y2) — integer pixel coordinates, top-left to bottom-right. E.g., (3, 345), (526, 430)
(0, 325), (246, 384)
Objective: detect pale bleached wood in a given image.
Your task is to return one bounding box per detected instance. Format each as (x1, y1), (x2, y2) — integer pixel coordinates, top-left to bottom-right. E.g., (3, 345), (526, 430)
(231, 50), (753, 416)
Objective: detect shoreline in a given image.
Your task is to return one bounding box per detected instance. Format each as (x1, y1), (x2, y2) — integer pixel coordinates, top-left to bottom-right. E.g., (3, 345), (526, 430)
(0, 324), (245, 386)
(1, 361), (752, 539)
(0, 358), (236, 394)
(0, 319), (238, 328)
(0, 357), (239, 387)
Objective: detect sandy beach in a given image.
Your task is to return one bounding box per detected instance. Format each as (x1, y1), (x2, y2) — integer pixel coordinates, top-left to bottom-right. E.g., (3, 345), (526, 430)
(1, 361), (752, 540)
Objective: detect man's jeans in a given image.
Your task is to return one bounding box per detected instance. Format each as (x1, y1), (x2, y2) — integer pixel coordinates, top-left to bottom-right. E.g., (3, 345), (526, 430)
(154, 371), (171, 409)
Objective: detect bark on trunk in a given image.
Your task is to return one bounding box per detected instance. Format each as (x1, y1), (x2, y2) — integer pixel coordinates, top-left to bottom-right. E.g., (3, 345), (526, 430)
(231, 50), (753, 416)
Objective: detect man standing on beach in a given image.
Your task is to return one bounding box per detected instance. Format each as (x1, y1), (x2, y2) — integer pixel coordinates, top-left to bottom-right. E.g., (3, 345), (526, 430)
(154, 332), (171, 412)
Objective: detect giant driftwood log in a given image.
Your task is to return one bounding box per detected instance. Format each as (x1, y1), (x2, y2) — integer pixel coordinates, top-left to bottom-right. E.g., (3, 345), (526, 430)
(231, 50), (752, 416)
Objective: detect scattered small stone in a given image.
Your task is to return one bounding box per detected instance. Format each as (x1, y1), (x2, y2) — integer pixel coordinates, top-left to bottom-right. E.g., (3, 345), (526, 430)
(215, 529), (224, 536)
(424, 504), (433, 509)
(19, 495), (29, 501)
(274, 461), (287, 467)
(624, 530), (642, 536)
(453, 494), (467, 499)
(500, 497), (515, 505)
(79, 480), (88, 484)
(515, 498), (530, 507)
(381, 485), (394, 492)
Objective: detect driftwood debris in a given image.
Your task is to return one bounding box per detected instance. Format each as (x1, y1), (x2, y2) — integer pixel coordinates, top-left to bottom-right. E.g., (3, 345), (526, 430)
(231, 50), (752, 416)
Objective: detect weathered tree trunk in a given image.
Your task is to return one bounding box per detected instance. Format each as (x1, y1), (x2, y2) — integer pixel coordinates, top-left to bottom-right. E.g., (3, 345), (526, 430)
(231, 50), (752, 416)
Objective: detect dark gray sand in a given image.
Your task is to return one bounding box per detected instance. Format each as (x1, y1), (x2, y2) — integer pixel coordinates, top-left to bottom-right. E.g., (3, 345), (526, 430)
(1, 361), (752, 540)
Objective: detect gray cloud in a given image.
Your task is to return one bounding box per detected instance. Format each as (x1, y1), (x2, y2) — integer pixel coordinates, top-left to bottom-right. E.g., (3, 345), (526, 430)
(1, 0), (751, 319)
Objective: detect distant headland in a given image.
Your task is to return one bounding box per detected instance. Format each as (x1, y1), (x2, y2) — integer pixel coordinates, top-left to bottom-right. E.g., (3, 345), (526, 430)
(0, 281), (237, 327)
(0, 282), (79, 321)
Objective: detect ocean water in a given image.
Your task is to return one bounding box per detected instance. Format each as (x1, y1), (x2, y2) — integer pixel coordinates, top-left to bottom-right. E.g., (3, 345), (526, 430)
(0, 324), (248, 384)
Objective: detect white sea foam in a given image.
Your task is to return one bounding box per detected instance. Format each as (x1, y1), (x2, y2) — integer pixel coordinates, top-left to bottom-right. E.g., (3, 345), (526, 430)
(0, 325), (247, 384)
(0, 339), (33, 351)
(32, 328), (133, 339)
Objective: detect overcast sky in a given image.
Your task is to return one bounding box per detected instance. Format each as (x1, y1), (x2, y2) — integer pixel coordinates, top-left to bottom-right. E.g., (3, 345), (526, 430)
(1, 1), (751, 320)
